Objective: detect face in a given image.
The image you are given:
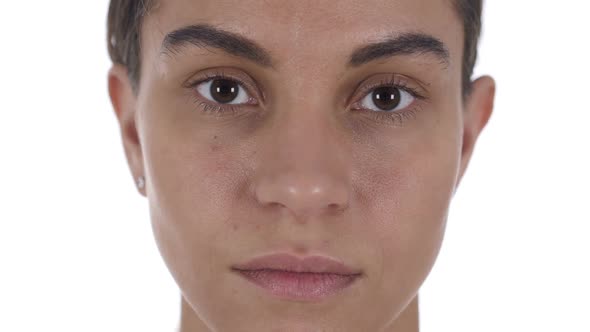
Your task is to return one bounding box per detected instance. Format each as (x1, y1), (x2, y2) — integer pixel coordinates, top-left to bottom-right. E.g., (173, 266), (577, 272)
(109, 0), (495, 331)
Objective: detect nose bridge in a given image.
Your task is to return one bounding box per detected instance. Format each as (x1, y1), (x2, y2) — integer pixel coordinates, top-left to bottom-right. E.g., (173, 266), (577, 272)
(252, 94), (351, 222)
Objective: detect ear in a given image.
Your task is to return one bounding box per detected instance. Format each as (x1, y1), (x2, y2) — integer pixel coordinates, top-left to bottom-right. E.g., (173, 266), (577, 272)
(455, 75), (496, 190)
(108, 64), (146, 197)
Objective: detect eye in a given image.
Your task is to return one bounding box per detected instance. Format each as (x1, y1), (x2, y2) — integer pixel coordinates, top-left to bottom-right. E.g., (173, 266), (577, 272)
(195, 78), (252, 105)
(359, 85), (415, 112)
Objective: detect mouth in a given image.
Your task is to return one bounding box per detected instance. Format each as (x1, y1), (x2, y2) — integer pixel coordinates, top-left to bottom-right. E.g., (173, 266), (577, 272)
(231, 253), (363, 302)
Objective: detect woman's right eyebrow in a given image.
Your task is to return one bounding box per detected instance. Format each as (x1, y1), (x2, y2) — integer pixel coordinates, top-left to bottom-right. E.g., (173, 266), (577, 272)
(160, 24), (275, 68)
(159, 23), (450, 70)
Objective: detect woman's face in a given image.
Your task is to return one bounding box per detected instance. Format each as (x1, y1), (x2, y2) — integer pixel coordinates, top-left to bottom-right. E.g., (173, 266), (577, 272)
(109, 0), (494, 330)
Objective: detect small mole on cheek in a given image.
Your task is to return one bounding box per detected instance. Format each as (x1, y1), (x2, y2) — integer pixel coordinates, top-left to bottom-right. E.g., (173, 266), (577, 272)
(210, 136), (220, 152)
(232, 223), (239, 231)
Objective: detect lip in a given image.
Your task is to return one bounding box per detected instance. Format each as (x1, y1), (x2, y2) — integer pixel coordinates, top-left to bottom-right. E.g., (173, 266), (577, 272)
(232, 253), (362, 275)
(231, 253), (362, 301)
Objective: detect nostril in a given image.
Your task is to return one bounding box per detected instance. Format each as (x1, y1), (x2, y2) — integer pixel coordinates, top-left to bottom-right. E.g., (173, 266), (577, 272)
(327, 202), (348, 214)
(270, 202), (282, 208)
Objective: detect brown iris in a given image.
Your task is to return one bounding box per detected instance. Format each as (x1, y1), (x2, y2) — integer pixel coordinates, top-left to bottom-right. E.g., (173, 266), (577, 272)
(210, 79), (240, 104)
(372, 86), (401, 111)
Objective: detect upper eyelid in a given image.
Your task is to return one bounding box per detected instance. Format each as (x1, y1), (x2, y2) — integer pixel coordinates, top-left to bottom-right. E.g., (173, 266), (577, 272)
(361, 75), (425, 95)
(187, 74), (251, 92)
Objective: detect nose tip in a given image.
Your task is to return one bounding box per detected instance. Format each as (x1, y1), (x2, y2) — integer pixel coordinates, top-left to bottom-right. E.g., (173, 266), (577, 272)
(250, 101), (351, 221)
(254, 172), (350, 220)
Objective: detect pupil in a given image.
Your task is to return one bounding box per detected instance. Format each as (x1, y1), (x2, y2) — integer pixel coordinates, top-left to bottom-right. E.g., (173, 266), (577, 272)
(210, 79), (239, 104)
(372, 86), (401, 111)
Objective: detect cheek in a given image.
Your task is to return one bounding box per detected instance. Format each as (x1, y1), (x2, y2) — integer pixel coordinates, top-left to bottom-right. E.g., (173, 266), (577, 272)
(146, 130), (246, 233)
(357, 118), (461, 295)
(142, 116), (247, 282)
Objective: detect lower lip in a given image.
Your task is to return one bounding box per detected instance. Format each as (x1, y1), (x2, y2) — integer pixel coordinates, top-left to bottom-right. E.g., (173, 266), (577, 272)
(232, 269), (361, 301)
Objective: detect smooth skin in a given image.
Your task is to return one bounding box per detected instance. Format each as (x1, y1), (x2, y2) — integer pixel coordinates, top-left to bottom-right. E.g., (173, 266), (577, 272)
(108, 0), (495, 331)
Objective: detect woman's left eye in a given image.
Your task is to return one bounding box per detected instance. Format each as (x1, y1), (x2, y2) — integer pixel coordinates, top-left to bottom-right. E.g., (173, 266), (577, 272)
(359, 86), (415, 112)
(195, 78), (253, 105)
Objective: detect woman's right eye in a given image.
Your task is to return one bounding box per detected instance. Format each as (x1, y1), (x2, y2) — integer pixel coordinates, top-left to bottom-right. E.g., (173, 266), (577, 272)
(195, 78), (253, 105)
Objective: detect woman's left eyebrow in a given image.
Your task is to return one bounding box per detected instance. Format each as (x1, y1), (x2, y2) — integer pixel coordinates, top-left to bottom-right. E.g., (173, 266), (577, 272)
(160, 24), (450, 70)
(348, 32), (450, 69)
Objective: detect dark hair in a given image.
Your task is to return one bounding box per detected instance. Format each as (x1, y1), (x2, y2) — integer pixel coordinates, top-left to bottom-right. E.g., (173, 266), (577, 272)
(107, 0), (482, 96)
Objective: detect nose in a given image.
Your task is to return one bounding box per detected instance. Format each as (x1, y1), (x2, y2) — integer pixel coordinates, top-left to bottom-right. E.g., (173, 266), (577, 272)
(252, 109), (351, 222)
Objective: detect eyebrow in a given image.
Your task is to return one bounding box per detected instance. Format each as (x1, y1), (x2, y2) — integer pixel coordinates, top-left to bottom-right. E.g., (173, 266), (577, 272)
(160, 24), (450, 69)
(348, 32), (450, 67)
(161, 24), (274, 68)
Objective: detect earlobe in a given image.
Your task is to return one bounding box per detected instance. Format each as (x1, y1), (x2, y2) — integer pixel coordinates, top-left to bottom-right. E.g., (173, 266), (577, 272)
(455, 75), (496, 190)
(107, 65), (146, 197)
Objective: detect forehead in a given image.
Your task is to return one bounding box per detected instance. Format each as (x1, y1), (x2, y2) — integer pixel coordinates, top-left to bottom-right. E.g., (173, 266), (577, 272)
(141, 0), (463, 74)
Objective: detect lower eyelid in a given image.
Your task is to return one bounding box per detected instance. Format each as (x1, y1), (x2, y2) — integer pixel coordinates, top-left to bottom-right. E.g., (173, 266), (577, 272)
(368, 106), (420, 126)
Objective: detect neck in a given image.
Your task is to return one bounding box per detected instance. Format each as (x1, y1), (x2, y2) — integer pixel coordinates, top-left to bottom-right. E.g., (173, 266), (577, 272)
(179, 294), (419, 332)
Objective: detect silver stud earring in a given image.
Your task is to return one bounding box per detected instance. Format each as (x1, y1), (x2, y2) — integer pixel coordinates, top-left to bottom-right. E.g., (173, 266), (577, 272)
(136, 175), (145, 190)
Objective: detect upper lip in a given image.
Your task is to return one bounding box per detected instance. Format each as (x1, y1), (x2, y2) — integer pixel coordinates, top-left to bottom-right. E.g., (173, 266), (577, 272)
(231, 253), (362, 275)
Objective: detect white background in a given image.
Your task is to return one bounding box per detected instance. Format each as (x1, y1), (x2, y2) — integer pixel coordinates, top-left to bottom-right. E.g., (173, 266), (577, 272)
(0, 1), (588, 331)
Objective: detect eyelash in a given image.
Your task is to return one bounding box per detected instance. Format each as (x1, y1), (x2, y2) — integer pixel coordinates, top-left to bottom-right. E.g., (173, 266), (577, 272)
(186, 71), (426, 125)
